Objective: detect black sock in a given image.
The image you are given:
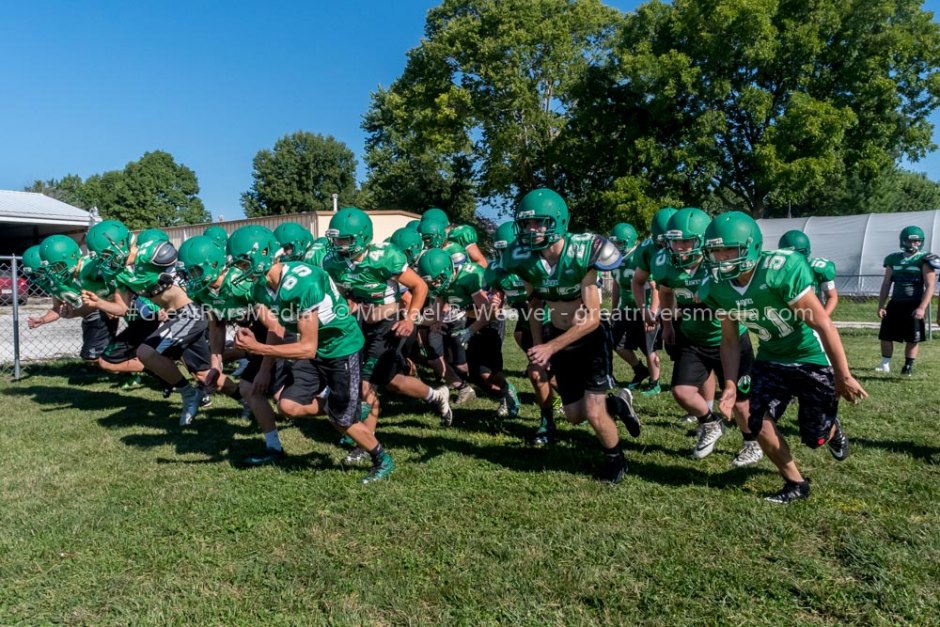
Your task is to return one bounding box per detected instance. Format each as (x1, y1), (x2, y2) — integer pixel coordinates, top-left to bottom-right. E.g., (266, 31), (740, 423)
(742, 431), (757, 442)
(540, 406), (555, 425)
(697, 411), (717, 424)
(602, 443), (623, 460)
(904, 357), (915, 368)
(369, 443), (385, 461)
(230, 388), (243, 402)
(173, 378), (188, 390)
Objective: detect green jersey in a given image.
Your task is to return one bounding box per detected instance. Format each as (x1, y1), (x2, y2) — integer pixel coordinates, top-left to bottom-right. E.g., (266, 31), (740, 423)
(484, 258), (527, 307)
(46, 274), (84, 308)
(650, 250), (726, 346)
(808, 256), (836, 298)
(699, 249), (829, 366)
(192, 269), (272, 323)
(883, 251), (931, 302)
(77, 255), (115, 299)
(322, 242), (408, 305)
(633, 238), (661, 274)
(441, 261), (486, 311)
(503, 233), (617, 302)
(611, 246), (649, 309)
(302, 240), (330, 266)
(274, 262), (363, 359)
(447, 224), (478, 249)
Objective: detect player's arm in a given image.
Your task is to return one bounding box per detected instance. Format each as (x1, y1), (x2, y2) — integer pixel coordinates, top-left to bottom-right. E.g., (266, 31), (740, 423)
(466, 243), (488, 268)
(465, 289), (501, 336)
(632, 267), (657, 329)
(916, 265), (935, 320)
(717, 312), (741, 420)
(237, 308), (319, 360)
(535, 271), (602, 359)
(395, 267), (428, 336)
(821, 285), (838, 316)
(658, 284), (677, 345)
(207, 315), (227, 374)
(877, 267), (892, 318)
(84, 287), (131, 318)
(28, 297), (62, 328)
(792, 290), (867, 404)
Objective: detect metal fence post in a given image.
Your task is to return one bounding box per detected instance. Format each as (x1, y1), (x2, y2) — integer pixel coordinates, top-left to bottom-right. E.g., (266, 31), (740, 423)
(11, 255), (21, 380)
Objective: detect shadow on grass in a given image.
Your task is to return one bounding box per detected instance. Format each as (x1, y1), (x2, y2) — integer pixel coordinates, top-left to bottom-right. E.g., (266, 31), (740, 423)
(854, 436), (940, 464)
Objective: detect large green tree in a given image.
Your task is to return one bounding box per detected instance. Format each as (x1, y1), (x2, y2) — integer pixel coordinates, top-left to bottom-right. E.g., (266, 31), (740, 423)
(242, 131), (358, 217)
(24, 152), (209, 228)
(362, 0), (622, 220)
(567, 0), (940, 220)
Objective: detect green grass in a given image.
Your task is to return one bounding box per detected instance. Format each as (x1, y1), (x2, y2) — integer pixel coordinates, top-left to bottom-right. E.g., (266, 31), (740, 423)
(2, 328), (939, 624)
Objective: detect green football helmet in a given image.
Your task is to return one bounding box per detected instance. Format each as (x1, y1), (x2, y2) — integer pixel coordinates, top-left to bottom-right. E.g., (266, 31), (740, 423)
(390, 227), (424, 266)
(227, 225), (279, 281)
(87, 220), (133, 271)
(703, 211), (763, 281)
(274, 222), (314, 262)
(203, 225), (229, 248)
(418, 219), (447, 249)
(178, 235), (227, 294)
(406, 219), (421, 231)
(416, 248), (455, 297)
(39, 235), (82, 283)
(492, 221), (516, 251)
(514, 188), (570, 250)
(609, 223), (638, 254)
(326, 207), (373, 257)
(778, 230), (811, 257)
(21, 245), (45, 277)
(137, 228), (169, 246)
(651, 207), (678, 247)
(421, 208), (450, 227)
(665, 208), (712, 268)
(900, 225), (925, 253)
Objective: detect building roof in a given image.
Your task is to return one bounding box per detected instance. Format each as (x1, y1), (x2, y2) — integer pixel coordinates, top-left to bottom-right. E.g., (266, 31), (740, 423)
(0, 190), (95, 226)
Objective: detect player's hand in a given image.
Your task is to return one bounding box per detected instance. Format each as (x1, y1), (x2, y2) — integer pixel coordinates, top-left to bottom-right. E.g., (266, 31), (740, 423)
(234, 327), (259, 353)
(913, 307), (926, 320)
(27, 316), (43, 329)
(453, 327), (473, 349)
(835, 375), (868, 405)
(718, 383), (737, 421)
(80, 290), (100, 308)
(527, 343), (556, 368)
(158, 309), (169, 321)
(392, 317), (415, 338)
(661, 323), (675, 345)
(877, 307), (887, 319)
(204, 368), (221, 390)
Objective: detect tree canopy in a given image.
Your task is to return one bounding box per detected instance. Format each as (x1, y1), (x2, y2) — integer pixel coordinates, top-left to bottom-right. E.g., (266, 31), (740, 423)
(241, 131), (359, 217)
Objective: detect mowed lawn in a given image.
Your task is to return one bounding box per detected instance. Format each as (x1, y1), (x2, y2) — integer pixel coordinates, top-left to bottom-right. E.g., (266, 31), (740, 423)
(1, 327), (938, 625)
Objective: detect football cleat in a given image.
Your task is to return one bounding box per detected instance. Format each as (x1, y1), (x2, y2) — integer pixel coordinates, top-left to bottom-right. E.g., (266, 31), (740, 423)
(639, 381), (662, 396)
(120, 374), (144, 390)
(600, 453), (627, 484)
(244, 448), (285, 466)
(901, 364), (913, 377)
(529, 417), (556, 447)
(608, 388), (641, 438)
(504, 382), (520, 418)
(178, 384), (200, 426)
(199, 389), (212, 409)
(827, 418), (850, 461)
(731, 440), (764, 467)
(693, 421), (725, 459)
(765, 479), (810, 504)
(343, 447), (371, 465)
(361, 452), (395, 484)
(874, 362), (890, 373)
(454, 384), (477, 406)
(429, 386), (453, 426)
(626, 364), (650, 389)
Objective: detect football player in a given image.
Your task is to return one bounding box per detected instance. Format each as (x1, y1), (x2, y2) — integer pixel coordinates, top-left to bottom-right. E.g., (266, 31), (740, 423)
(778, 230), (838, 315)
(700, 211), (866, 504)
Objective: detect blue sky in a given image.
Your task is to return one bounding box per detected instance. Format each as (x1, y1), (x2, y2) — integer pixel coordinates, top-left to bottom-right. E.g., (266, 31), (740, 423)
(1, 0), (938, 223)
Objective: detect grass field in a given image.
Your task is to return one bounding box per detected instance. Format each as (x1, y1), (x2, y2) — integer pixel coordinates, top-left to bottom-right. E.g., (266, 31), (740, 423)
(1, 327), (939, 624)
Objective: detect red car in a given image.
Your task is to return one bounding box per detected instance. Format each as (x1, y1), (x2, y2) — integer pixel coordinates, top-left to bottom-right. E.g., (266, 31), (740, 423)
(0, 272), (28, 306)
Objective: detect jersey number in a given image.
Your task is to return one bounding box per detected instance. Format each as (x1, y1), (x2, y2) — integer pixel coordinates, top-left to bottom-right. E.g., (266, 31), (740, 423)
(281, 264), (313, 291)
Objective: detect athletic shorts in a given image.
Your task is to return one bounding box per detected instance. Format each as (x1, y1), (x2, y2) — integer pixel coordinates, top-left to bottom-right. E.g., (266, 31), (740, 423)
(360, 317), (409, 386)
(610, 308), (661, 353)
(543, 323), (614, 406)
(426, 319), (467, 366)
(670, 332), (753, 400)
(879, 300), (926, 344)
(280, 352), (362, 427)
(101, 318), (161, 364)
(749, 360), (839, 449)
(141, 302), (211, 373)
(238, 320), (288, 395)
(80, 312), (118, 361)
(467, 319), (504, 378)
(513, 304), (536, 351)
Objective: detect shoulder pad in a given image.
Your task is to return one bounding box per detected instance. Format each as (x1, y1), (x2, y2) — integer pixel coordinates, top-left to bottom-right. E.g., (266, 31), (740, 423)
(924, 253), (940, 270)
(151, 242), (179, 268)
(588, 235), (622, 271)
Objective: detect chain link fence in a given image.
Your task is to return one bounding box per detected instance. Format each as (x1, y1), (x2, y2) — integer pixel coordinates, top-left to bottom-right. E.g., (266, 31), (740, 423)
(0, 261), (929, 380)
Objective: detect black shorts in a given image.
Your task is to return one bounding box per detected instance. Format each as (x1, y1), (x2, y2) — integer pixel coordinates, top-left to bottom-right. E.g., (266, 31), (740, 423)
(879, 300), (926, 344)
(426, 319), (467, 366)
(141, 303), (211, 373)
(513, 305), (535, 351)
(749, 361), (838, 449)
(80, 312), (118, 361)
(610, 309), (661, 353)
(280, 352), (362, 427)
(543, 324), (614, 406)
(238, 321), (288, 394)
(670, 333), (753, 399)
(467, 319), (504, 377)
(101, 318), (160, 364)
(360, 318), (409, 386)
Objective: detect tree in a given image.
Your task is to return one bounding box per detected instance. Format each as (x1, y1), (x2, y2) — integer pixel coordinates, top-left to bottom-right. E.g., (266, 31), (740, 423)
(573, 0), (940, 219)
(361, 0), (622, 219)
(23, 152), (209, 228)
(241, 131), (358, 217)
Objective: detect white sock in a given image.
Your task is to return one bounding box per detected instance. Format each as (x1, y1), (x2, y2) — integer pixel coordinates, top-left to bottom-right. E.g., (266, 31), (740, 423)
(708, 400), (715, 411)
(424, 387), (435, 401)
(264, 430), (282, 451)
(881, 357), (892, 367)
